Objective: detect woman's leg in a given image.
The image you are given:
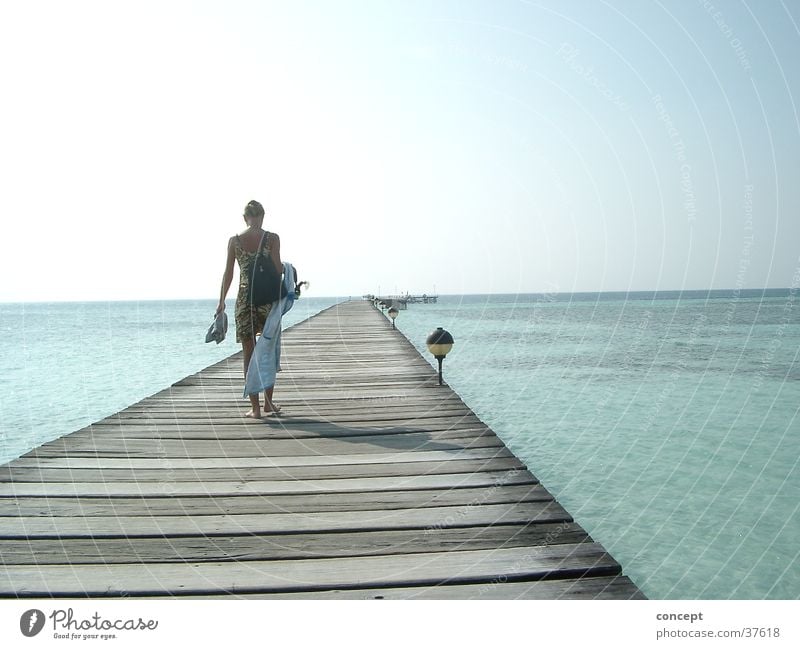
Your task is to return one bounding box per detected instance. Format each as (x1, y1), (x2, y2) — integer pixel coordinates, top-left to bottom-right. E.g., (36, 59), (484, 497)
(242, 337), (261, 418)
(264, 386), (280, 413)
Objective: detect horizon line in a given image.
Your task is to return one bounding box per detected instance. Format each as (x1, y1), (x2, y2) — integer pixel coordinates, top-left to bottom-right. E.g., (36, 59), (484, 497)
(0, 286), (794, 305)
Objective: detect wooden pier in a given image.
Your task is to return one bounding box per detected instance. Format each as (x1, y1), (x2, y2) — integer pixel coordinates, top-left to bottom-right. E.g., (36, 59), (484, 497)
(366, 293), (439, 307)
(0, 301), (643, 599)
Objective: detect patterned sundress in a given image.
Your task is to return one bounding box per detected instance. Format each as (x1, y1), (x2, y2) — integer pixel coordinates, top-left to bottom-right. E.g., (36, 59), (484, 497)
(234, 232), (274, 343)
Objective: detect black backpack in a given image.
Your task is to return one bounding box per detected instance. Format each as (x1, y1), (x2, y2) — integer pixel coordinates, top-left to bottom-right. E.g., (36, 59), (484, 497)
(248, 231), (287, 305)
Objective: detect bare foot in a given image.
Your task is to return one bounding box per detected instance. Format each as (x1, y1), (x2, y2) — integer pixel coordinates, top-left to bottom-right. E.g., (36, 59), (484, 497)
(264, 401), (282, 414)
(244, 409), (263, 419)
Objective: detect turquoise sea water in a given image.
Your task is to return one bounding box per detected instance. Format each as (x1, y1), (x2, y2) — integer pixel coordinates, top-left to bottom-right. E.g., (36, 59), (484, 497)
(391, 290), (799, 600)
(0, 290), (797, 599)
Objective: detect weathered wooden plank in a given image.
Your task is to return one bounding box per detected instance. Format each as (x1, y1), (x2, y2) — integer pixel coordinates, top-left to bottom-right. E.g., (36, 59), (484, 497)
(66, 417), (492, 430)
(22, 432), (503, 458)
(179, 576), (645, 600)
(114, 401), (470, 413)
(0, 543), (621, 596)
(89, 415), (487, 430)
(67, 418), (490, 435)
(35, 422), (496, 439)
(106, 408), (475, 422)
(0, 523), (589, 564)
(5, 447), (514, 471)
(0, 484), (553, 517)
(0, 501), (572, 538)
(0, 469), (536, 497)
(0, 457), (524, 483)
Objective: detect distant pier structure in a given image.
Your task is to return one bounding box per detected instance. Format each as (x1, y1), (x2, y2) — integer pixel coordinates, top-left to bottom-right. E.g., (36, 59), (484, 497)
(364, 293), (439, 310)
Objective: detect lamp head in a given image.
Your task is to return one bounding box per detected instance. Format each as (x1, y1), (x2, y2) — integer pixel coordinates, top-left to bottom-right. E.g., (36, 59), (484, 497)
(426, 327), (454, 358)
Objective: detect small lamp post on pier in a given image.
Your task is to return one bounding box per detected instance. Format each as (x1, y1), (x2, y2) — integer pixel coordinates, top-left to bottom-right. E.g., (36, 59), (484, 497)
(426, 327), (454, 386)
(387, 306), (399, 329)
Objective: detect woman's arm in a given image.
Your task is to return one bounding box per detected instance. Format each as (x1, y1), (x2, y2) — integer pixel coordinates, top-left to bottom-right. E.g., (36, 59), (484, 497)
(216, 237), (236, 315)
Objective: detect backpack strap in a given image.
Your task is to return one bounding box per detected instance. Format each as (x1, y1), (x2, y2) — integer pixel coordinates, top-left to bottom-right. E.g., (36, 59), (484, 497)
(253, 229), (267, 276)
(257, 231), (268, 257)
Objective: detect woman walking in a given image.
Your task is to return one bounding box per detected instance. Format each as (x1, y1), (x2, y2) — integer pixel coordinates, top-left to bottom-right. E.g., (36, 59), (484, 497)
(216, 200), (282, 418)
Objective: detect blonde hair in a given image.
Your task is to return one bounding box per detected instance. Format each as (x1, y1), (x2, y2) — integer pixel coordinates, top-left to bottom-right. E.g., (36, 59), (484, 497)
(244, 200), (265, 224)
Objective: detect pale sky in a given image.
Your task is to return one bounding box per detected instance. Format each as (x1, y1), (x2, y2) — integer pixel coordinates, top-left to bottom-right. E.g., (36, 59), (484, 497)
(1, 0), (798, 301)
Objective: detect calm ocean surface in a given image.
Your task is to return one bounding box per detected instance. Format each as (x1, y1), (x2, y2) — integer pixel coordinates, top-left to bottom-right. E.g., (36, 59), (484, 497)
(1, 289), (797, 599)
(393, 289), (799, 600)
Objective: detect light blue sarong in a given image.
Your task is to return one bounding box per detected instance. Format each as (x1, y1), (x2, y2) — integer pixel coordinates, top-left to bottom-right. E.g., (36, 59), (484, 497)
(243, 263), (296, 397)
